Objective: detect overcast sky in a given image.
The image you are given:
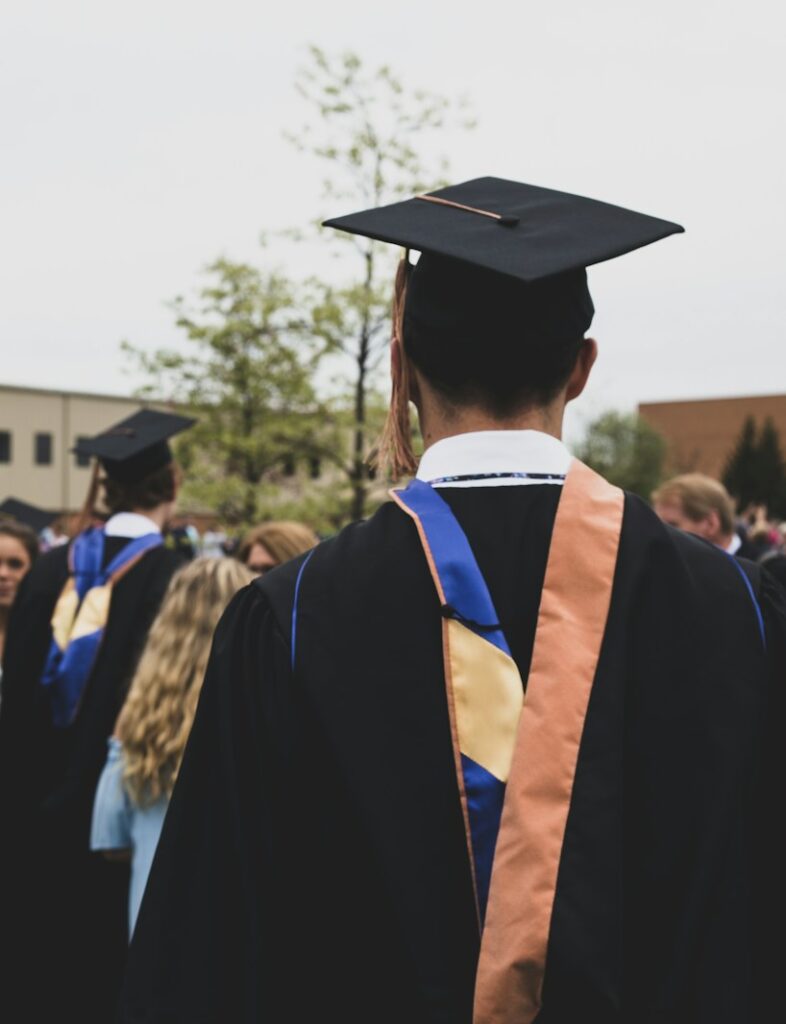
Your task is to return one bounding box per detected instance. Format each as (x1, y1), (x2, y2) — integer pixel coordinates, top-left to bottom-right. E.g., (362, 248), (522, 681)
(2, 0), (784, 441)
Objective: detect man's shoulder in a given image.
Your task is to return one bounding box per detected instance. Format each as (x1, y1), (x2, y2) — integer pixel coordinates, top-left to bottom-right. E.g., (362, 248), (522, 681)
(20, 543), (70, 598)
(253, 501), (414, 621)
(622, 490), (765, 617)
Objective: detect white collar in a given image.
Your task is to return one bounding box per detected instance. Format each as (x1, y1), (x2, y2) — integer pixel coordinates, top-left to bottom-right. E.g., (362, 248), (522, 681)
(416, 430), (572, 488)
(725, 532), (742, 556)
(104, 512), (161, 538)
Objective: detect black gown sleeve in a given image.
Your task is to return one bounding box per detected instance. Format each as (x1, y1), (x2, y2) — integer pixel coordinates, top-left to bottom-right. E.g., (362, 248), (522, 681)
(118, 583), (293, 1024)
(0, 550), (67, 819)
(751, 567), (786, 1017)
(44, 549), (186, 838)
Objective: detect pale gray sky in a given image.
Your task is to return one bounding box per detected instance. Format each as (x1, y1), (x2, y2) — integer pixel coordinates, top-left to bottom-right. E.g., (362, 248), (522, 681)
(2, 0), (785, 441)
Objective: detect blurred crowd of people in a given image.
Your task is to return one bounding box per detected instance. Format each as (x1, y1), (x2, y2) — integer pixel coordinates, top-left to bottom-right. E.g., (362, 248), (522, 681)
(651, 472), (786, 587)
(0, 414), (320, 1020)
(0, 438), (784, 1020)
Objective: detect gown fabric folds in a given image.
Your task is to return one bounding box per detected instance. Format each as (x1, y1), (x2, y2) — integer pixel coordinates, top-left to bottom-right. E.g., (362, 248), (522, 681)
(0, 538), (184, 1024)
(120, 486), (786, 1024)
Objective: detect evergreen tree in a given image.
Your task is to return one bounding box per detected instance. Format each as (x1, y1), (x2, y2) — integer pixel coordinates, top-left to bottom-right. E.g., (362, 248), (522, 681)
(754, 418), (786, 515)
(722, 416), (759, 508)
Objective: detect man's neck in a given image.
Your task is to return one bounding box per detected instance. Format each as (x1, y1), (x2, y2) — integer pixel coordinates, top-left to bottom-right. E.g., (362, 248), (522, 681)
(420, 407), (563, 452)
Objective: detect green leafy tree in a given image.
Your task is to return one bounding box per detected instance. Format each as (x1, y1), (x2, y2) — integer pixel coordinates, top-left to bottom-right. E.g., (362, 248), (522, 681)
(723, 416), (760, 509)
(289, 47), (473, 521)
(575, 411), (667, 499)
(125, 258), (334, 525)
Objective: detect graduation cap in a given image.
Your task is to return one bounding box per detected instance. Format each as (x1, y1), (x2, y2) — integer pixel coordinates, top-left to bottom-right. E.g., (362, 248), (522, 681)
(0, 497), (58, 534)
(73, 410), (195, 485)
(324, 176), (684, 342)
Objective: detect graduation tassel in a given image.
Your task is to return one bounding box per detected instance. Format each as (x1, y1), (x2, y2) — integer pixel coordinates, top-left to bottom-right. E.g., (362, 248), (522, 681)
(370, 256), (418, 480)
(72, 460), (102, 537)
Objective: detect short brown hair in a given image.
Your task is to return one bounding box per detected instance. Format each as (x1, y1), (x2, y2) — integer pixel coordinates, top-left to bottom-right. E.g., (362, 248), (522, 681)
(652, 474), (735, 536)
(238, 521), (318, 568)
(0, 520), (40, 565)
(102, 463), (179, 515)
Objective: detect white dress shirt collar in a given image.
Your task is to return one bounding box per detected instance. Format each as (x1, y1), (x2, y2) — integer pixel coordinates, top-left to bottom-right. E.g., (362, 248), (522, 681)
(725, 532), (742, 556)
(416, 430), (572, 488)
(104, 512), (161, 538)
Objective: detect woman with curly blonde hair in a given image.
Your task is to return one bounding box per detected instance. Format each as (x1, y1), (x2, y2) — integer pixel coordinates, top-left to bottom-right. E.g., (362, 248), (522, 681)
(90, 556), (254, 936)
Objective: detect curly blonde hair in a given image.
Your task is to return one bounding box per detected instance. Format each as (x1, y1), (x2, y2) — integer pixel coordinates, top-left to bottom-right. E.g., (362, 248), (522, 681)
(116, 556), (254, 806)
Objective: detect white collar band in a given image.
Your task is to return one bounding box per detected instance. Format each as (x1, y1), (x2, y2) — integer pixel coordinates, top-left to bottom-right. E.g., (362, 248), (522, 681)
(416, 430), (572, 488)
(104, 512), (162, 538)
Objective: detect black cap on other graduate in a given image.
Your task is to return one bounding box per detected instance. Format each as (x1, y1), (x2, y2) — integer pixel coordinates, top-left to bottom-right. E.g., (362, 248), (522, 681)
(324, 176), (683, 344)
(73, 410), (195, 485)
(0, 497), (58, 533)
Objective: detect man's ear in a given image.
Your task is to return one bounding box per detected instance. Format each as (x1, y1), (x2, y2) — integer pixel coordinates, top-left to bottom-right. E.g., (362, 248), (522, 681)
(702, 509), (722, 542)
(565, 337), (598, 402)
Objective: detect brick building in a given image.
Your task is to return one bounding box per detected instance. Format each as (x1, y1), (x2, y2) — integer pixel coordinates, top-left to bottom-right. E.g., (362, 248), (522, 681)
(638, 393), (786, 479)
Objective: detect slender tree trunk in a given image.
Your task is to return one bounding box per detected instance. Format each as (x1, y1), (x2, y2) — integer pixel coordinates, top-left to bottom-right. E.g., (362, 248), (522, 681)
(241, 376), (257, 524)
(350, 247), (374, 521)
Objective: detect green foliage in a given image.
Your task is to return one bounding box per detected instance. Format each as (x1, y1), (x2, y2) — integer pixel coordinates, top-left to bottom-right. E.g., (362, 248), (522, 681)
(124, 258), (336, 525)
(123, 50), (472, 530)
(289, 47), (473, 520)
(575, 411), (667, 500)
(723, 416), (786, 515)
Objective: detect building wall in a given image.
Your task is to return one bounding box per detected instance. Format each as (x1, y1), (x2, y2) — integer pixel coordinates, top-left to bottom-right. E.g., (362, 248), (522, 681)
(0, 384), (158, 512)
(639, 393), (786, 479)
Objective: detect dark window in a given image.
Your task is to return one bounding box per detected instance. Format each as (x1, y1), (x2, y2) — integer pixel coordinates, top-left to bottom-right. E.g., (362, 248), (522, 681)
(0, 431), (10, 463)
(74, 436), (91, 468)
(35, 432), (53, 466)
(309, 456), (321, 479)
(282, 455), (296, 477)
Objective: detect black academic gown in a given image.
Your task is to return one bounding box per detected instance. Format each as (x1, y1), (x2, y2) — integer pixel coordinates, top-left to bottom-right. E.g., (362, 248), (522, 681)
(0, 537), (184, 1024)
(120, 488), (786, 1024)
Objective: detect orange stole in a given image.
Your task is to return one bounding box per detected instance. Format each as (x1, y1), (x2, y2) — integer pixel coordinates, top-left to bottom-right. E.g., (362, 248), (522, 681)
(473, 459), (624, 1023)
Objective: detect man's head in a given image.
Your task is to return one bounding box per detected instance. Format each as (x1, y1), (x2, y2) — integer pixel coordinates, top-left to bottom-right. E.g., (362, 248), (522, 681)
(652, 474), (736, 548)
(101, 462), (179, 519)
(324, 176), (684, 476)
(403, 253), (595, 414)
(388, 253), (598, 467)
(73, 410), (194, 532)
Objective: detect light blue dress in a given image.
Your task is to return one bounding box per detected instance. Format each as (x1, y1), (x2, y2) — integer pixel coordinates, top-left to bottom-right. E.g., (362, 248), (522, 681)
(90, 737), (169, 938)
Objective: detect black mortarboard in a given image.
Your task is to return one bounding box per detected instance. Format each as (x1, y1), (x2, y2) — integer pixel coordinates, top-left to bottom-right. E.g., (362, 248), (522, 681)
(0, 498), (58, 533)
(324, 177), (684, 344)
(73, 410), (195, 485)
(324, 177), (683, 283)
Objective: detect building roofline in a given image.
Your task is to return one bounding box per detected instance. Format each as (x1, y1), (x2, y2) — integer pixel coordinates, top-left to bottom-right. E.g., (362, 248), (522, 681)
(640, 391), (786, 408)
(0, 381), (168, 404)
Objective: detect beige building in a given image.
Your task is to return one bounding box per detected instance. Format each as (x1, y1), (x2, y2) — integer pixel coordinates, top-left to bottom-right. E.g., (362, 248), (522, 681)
(639, 393), (786, 478)
(0, 383), (167, 513)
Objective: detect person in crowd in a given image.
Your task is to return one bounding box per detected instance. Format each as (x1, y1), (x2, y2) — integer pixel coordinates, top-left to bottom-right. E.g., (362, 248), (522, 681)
(760, 523), (786, 589)
(0, 518), (39, 685)
(121, 180), (786, 1023)
(237, 520), (319, 575)
(165, 515), (199, 560)
(651, 472), (761, 557)
(90, 556), (254, 937)
(200, 520), (228, 557)
(40, 517), (70, 551)
(0, 409), (194, 1024)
